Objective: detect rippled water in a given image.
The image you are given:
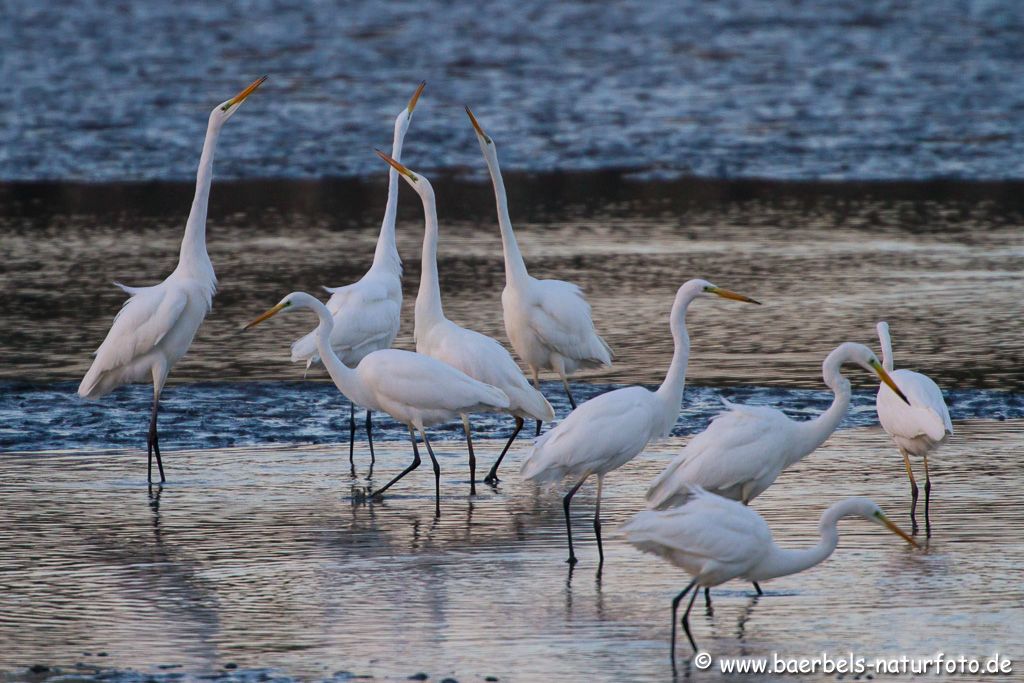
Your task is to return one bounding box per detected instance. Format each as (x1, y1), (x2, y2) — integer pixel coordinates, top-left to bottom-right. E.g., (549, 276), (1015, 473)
(4, 0), (1024, 181)
(1, 422), (1022, 682)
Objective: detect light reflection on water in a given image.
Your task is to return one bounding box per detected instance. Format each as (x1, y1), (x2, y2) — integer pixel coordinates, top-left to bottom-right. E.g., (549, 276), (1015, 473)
(1, 421), (1021, 681)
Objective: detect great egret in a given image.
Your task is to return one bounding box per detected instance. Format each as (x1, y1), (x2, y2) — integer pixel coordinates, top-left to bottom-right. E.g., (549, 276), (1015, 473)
(519, 279), (760, 566)
(290, 82), (425, 471)
(646, 342), (911, 509)
(376, 151), (554, 493)
(875, 321), (953, 536)
(623, 486), (917, 659)
(77, 76), (266, 483)
(466, 107), (612, 434)
(245, 292), (510, 516)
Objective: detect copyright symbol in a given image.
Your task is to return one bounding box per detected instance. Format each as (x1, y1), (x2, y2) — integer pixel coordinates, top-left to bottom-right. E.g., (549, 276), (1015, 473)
(694, 651), (713, 670)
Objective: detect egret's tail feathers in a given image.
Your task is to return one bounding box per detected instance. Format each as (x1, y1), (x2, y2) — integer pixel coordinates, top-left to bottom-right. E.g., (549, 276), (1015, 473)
(514, 386), (555, 422)
(290, 330), (321, 365)
(77, 364), (121, 399)
(645, 457), (690, 510)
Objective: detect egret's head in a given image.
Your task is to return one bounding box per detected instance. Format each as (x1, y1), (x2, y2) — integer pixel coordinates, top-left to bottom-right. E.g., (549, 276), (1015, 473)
(376, 149), (433, 198)
(867, 503), (919, 548)
(876, 320), (890, 337)
(243, 292), (308, 330)
(826, 342), (910, 404)
(465, 106), (496, 158)
(680, 278), (761, 304)
(210, 76), (267, 126)
(393, 81), (426, 135)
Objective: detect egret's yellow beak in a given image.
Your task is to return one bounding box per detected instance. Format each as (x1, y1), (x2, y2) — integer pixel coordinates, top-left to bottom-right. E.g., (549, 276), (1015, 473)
(407, 81), (426, 116)
(870, 360), (911, 405)
(708, 286), (761, 305)
(465, 106), (492, 144)
(222, 75), (267, 111)
(877, 512), (920, 548)
(376, 149), (418, 182)
(244, 301), (288, 330)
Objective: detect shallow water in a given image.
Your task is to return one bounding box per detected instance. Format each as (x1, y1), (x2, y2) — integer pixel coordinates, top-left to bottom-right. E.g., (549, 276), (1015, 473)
(1, 421), (1022, 682)
(4, 1), (1024, 181)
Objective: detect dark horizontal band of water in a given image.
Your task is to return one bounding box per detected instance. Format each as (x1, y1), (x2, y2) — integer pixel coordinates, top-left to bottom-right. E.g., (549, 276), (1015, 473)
(2, 380), (1019, 453)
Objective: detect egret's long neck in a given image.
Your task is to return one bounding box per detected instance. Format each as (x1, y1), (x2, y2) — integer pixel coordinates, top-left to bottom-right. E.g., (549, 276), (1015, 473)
(371, 122), (406, 275)
(483, 149), (530, 287)
(176, 120), (220, 284)
(307, 297), (360, 396)
(654, 291), (695, 424)
(750, 500), (863, 580)
(878, 325), (894, 371)
(794, 354), (852, 460)
(414, 188), (446, 334)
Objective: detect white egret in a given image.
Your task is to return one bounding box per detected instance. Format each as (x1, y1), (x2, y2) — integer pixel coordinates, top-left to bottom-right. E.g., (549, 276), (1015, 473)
(245, 292), (510, 516)
(623, 486), (917, 659)
(646, 342), (911, 510)
(376, 151), (554, 493)
(519, 279), (760, 566)
(875, 321), (953, 536)
(466, 107), (612, 434)
(77, 76), (266, 483)
(290, 82), (425, 471)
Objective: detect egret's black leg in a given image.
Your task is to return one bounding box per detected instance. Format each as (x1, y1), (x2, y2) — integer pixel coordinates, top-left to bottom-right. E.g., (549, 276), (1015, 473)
(370, 426), (421, 498)
(594, 474), (605, 568)
(535, 419), (543, 437)
(902, 449), (920, 534)
(753, 582), (763, 595)
(147, 396), (165, 484)
(562, 475), (588, 565)
(681, 584), (701, 653)
(462, 415), (477, 496)
(365, 410), (375, 463)
(532, 374), (544, 436)
(923, 453), (932, 538)
(670, 579), (697, 664)
(420, 429), (442, 517)
(348, 402), (356, 471)
(561, 377), (578, 409)
(704, 587), (712, 610)
(485, 416), (524, 486)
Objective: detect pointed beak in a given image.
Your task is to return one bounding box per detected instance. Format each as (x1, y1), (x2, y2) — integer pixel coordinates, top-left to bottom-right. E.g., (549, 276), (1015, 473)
(872, 361), (911, 405)
(222, 75), (267, 111)
(465, 106), (492, 144)
(407, 81), (426, 116)
(709, 287), (761, 305)
(244, 301), (287, 330)
(879, 513), (920, 548)
(375, 149), (418, 182)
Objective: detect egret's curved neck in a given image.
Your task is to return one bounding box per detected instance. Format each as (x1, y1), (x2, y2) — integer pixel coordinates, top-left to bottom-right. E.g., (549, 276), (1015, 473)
(654, 290), (696, 420)
(750, 499), (863, 580)
(414, 187), (446, 334)
(305, 297), (360, 397)
(176, 120), (220, 284)
(371, 121), (407, 275)
(878, 326), (894, 371)
(482, 148), (530, 287)
(793, 353), (852, 460)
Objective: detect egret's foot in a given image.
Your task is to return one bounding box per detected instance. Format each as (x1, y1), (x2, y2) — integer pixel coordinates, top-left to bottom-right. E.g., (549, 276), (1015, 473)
(484, 474), (499, 487)
(566, 555), (578, 566)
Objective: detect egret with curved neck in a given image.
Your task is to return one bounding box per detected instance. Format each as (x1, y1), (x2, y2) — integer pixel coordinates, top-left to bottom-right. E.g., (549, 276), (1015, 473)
(290, 82), (425, 474)
(467, 107), (612, 435)
(519, 279), (760, 566)
(874, 321), (953, 536)
(78, 76), (266, 483)
(625, 487), (918, 659)
(246, 292), (510, 516)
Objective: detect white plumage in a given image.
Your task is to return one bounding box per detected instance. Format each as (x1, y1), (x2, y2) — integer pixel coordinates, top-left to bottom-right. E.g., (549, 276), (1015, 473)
(624, 486), (917, 657)
(875, 321), (953, 536)
(377, 151), (553, 492)
(467, 108), (611, 426)
(77, 76), (266, 483)
(646, 342), (911, 510)
(519, 279), (761, 565)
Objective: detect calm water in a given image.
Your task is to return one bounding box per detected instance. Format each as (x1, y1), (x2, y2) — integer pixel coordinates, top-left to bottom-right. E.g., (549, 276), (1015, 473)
(4, 0), (1024, 181)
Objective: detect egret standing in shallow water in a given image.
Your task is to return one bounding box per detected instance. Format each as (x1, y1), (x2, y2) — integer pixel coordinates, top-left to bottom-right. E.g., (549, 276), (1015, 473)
(376, 151), (553, 493)
(520, 279), (760, 566)
(290, 82), (425, 473)
(245, 292), (510, 516)
(624, 487), (917, 660)
(875, 321), (953, 536)
(77, 76), (266, 483)
(467, 107), (612, 435)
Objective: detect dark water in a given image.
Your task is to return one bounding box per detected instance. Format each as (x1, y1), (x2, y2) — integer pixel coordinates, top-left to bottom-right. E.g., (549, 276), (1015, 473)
(4, 0), (1024, 181)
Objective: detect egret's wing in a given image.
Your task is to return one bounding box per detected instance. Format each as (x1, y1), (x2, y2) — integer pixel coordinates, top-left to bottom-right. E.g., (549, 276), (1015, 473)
(877, 369), (952, 440)
(526, 279), (612, 364)
(292, 279), (401, 364)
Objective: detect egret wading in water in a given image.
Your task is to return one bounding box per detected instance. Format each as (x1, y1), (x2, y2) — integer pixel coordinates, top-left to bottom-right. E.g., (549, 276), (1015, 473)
(77, 76), (266, 483)
(290, 82), (425, 474)
(466, 107), (612, 436)
(875, 321), (952, 536)
(376, 151), (553, 494)
(624, 487), (917, 661)
(245, 292), (509, 516)
(520, 279), (760, 566)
